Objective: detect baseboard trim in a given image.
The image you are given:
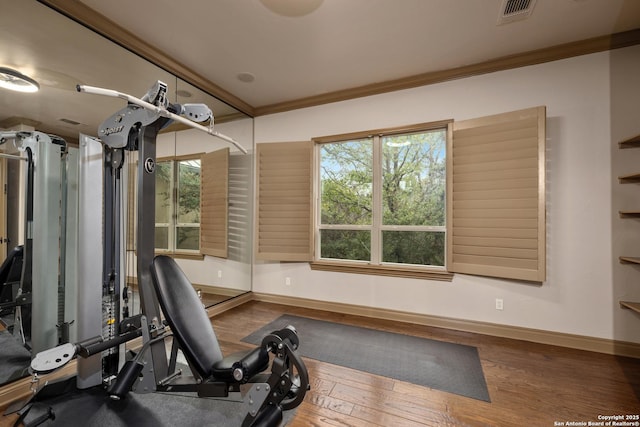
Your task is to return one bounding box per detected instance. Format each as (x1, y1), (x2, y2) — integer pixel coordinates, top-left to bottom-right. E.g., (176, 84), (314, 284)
(251, 292), (640, 359)
(127, 276), (246, 298)
(206, 291), (254, 317)
(197, 284), (248, 298)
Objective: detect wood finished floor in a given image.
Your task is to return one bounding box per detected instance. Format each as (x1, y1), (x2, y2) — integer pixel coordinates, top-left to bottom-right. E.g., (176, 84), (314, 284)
(0, 300), (638, 426)
(215, 301), (640, 427)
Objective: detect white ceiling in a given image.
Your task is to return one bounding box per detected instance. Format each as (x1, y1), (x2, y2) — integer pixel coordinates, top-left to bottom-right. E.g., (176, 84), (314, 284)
(0, 1), (240, 139)
(76, 0), (640, 108)
(1, 0), (640, 140)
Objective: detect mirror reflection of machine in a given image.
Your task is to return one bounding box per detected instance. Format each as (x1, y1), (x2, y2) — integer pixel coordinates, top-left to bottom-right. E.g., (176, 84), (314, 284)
(0, 0), (254, 393)
(0, 130), (77, 385)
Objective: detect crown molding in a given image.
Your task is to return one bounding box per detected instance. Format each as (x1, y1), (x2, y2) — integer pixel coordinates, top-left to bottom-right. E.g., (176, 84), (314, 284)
(253, 28), (640, 116)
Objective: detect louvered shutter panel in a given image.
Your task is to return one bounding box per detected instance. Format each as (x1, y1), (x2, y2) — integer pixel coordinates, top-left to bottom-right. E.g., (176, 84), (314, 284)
(448, 106), (546, 282)
(256, 141), (313, 261)
(200, 148), (229, 258)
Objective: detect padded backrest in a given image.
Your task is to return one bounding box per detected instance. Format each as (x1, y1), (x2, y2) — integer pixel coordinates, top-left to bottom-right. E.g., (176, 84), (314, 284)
(150, 255), (223, 378)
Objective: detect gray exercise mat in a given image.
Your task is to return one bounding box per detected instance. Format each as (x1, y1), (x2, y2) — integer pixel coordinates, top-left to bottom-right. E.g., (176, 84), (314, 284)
(243, 314), (490, 402)
(0, 328), (31, 385)
(20, 369), (298, 426)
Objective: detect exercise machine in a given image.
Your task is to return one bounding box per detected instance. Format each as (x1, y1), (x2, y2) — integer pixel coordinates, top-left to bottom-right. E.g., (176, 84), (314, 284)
(27, 81), (309, 427)
(32, 255), (308, 426)
(0, 131), (73, 351)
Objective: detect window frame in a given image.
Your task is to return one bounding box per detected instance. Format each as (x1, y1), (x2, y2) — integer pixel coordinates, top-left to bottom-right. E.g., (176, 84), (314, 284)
(311, 120), (453, 281)
(155, 153), (203, 257)
(257, 106), (546, 283)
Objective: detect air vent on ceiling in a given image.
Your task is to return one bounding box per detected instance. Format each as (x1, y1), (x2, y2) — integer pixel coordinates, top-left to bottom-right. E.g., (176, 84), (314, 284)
(497, 0), (537, 25)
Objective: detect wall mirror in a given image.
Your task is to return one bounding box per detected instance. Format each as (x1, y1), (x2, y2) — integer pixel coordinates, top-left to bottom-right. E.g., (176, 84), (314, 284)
(0, 0), (253, 387)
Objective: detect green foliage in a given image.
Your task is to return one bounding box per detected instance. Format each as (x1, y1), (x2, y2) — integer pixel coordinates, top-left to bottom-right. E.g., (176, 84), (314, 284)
(382, 231), (445, 266)
(320, 130), (446, 266)
(155, 162), (173, 225)
(154, 159), (201, 251)
(320, 229), (371, 261)
(177, 161), (201, 223)
(382, 132), (445, 226)
(320, 140), (372, 224)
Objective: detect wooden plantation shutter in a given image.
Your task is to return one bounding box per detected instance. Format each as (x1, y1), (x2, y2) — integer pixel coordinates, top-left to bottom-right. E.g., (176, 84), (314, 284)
(447, 106), (546, 282)
(200, 148), (229, 258)
(256, 141), (313, 261)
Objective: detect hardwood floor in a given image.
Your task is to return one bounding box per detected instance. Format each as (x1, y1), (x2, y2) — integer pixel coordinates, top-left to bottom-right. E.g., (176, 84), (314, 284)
(213, 301), (640, 427)
(1, 300), (638, 426)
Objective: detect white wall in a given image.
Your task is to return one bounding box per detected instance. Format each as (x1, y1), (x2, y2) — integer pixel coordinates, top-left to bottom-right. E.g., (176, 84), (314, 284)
(253, 45), (640, 343)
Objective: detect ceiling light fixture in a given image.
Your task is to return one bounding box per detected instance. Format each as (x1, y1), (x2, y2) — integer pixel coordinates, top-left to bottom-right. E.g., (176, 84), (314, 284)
(237, 72), (256, 83)
(0, 67), (40, 93)
(259, 0), (324, 17)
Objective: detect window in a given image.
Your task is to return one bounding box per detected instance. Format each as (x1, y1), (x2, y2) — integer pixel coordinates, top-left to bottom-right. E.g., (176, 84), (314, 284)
(317, 127), (446, 268)
(127, 148), (228, 259)
(256, 106), (546, 282)
(155, 157), (201, 253)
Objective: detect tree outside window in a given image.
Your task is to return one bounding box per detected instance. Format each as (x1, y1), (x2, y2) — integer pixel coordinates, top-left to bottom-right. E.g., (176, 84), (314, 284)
(318, 128), (446, 267)
(155, 158), (201, 252)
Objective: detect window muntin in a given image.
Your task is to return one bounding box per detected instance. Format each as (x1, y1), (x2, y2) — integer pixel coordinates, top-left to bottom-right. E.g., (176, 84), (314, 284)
(155, 158), (201, 252)
(317, 128), (446, 267)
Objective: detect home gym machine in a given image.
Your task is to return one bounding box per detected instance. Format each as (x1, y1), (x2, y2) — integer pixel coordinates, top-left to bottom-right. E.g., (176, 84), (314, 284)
(0, 131), (74, 352)
(27, 81), (309, 427)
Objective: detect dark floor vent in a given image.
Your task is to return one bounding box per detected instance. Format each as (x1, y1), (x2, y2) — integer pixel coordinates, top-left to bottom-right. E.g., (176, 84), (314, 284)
(498, 0), (537, 24)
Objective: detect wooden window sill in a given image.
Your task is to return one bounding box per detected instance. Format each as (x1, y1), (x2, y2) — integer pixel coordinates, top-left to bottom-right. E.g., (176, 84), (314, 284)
(310, 261), (453, 281)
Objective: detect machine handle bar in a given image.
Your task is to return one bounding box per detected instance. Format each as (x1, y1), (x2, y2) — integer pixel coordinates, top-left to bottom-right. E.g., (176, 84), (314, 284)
(77, 84), (248, 154)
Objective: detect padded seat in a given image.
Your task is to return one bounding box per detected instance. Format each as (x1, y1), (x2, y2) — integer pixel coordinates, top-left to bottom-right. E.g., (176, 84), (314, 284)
(150, 255), (268, 381)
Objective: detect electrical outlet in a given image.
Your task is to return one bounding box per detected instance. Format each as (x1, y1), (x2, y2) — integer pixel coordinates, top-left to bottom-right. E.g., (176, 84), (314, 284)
(217, 270), (222, 279)
(285, 277), (291, 286)
(495, 298), (504, 311)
